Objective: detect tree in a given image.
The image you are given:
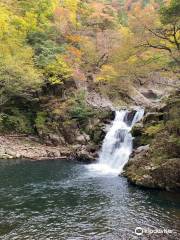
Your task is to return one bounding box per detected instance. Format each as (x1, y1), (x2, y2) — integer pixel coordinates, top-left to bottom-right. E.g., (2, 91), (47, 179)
(44, 55), (72, 85)
(159, 0), (180, 59)
(0, 3), (41, 106)
(129, 0), (180, 64)
(0, 48), (41, 106)
(54, 0), (81, 36)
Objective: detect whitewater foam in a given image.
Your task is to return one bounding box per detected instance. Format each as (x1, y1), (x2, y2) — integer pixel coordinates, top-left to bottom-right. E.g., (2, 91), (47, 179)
(86, 108), (144, 175)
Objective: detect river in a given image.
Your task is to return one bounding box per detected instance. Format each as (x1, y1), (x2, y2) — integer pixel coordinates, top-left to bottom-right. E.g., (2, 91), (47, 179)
(0, 159), (179, 240)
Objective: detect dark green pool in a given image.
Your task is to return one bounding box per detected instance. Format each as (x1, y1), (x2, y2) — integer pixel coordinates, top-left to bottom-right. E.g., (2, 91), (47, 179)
(0, 159), (179, 240)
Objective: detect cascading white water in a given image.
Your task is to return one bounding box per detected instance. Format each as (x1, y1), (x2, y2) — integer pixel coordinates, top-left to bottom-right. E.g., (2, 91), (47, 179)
(87, 108), (144, 175)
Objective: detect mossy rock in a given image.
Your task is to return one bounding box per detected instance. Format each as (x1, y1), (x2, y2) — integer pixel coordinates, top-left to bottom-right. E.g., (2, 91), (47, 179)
(124, 92), (180, 191)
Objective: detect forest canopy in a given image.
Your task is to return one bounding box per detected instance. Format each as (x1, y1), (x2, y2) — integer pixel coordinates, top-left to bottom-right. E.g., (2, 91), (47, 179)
(0, 0), (179, 107)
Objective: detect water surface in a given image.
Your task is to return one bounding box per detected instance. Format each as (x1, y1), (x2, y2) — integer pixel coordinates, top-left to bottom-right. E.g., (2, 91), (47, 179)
(0, 159), (179, 240)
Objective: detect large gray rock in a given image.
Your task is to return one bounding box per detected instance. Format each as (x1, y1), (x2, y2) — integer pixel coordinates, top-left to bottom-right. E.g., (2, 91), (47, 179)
(134, 145), (150, 154)
(72, 145), (97, 163)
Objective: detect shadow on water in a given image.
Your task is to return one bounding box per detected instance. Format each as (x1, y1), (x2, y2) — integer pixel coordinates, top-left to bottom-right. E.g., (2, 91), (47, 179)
(0, 159), (179, 240)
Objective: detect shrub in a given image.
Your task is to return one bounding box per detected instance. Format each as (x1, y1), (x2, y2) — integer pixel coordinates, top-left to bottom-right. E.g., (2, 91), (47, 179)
(145, 123), (164, 137)
(35, 112), (48, 132)
(0, 109), (32, 134)
(44, 55), (72, 85)
(69, 91), (95, 126)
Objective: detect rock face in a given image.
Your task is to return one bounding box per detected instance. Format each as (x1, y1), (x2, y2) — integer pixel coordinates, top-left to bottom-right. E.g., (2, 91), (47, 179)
(123, 91), (180, 191)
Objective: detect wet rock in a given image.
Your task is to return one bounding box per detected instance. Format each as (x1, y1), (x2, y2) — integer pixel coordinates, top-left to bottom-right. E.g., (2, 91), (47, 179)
(123, 110), (137, 126)
(131, 123), (144, 148)
(73, 145), (97, 163)
(131, 123), (144, 137)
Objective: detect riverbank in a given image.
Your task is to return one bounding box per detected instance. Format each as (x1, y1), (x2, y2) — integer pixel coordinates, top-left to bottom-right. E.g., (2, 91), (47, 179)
(0, 135), (69, 160)
(0, 135), (99, 162)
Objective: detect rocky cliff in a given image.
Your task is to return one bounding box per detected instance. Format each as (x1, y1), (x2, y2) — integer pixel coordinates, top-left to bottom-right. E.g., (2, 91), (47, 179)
(123, 91), (180, 191)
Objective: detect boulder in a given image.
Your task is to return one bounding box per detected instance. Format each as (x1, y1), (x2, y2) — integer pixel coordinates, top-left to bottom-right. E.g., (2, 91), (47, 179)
(76, 133), (90, 144)
(134, 145), (150, 154)
(123, 143), (180, 191)
(73, 145), (97, 163)
(48, 134), (65, 146)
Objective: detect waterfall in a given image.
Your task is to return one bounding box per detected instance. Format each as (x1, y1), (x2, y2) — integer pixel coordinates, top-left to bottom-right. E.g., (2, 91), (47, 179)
(87, 108), (144, 175)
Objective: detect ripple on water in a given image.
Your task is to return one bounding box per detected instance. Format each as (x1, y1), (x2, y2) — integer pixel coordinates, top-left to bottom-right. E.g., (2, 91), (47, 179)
(0, 160), (179, 240)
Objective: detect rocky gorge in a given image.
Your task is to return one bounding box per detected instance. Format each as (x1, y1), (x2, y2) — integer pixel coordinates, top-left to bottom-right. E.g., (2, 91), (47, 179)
(0, 86), (180, 192)
(0, 59), (179, 192)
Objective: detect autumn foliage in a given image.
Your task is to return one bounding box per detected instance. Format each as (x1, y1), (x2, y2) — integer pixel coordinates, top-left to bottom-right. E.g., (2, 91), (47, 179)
(0, 0), (179, 106)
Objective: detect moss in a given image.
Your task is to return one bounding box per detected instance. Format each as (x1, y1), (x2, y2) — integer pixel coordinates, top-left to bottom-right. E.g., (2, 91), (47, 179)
(35, 91), (113, 144)
(168, 134), (180, 146)
(50, 91), (96, 130)
(96, 109), (114, 122)
(144, 122), (164, 137)
(70, 105), (94, 126)
(124, 92), (180, 190)
(139, 134), (152, 145)
(135, 167), (147, 176)
(143, 112), (164, 125)
(132, 124), (143, 136)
